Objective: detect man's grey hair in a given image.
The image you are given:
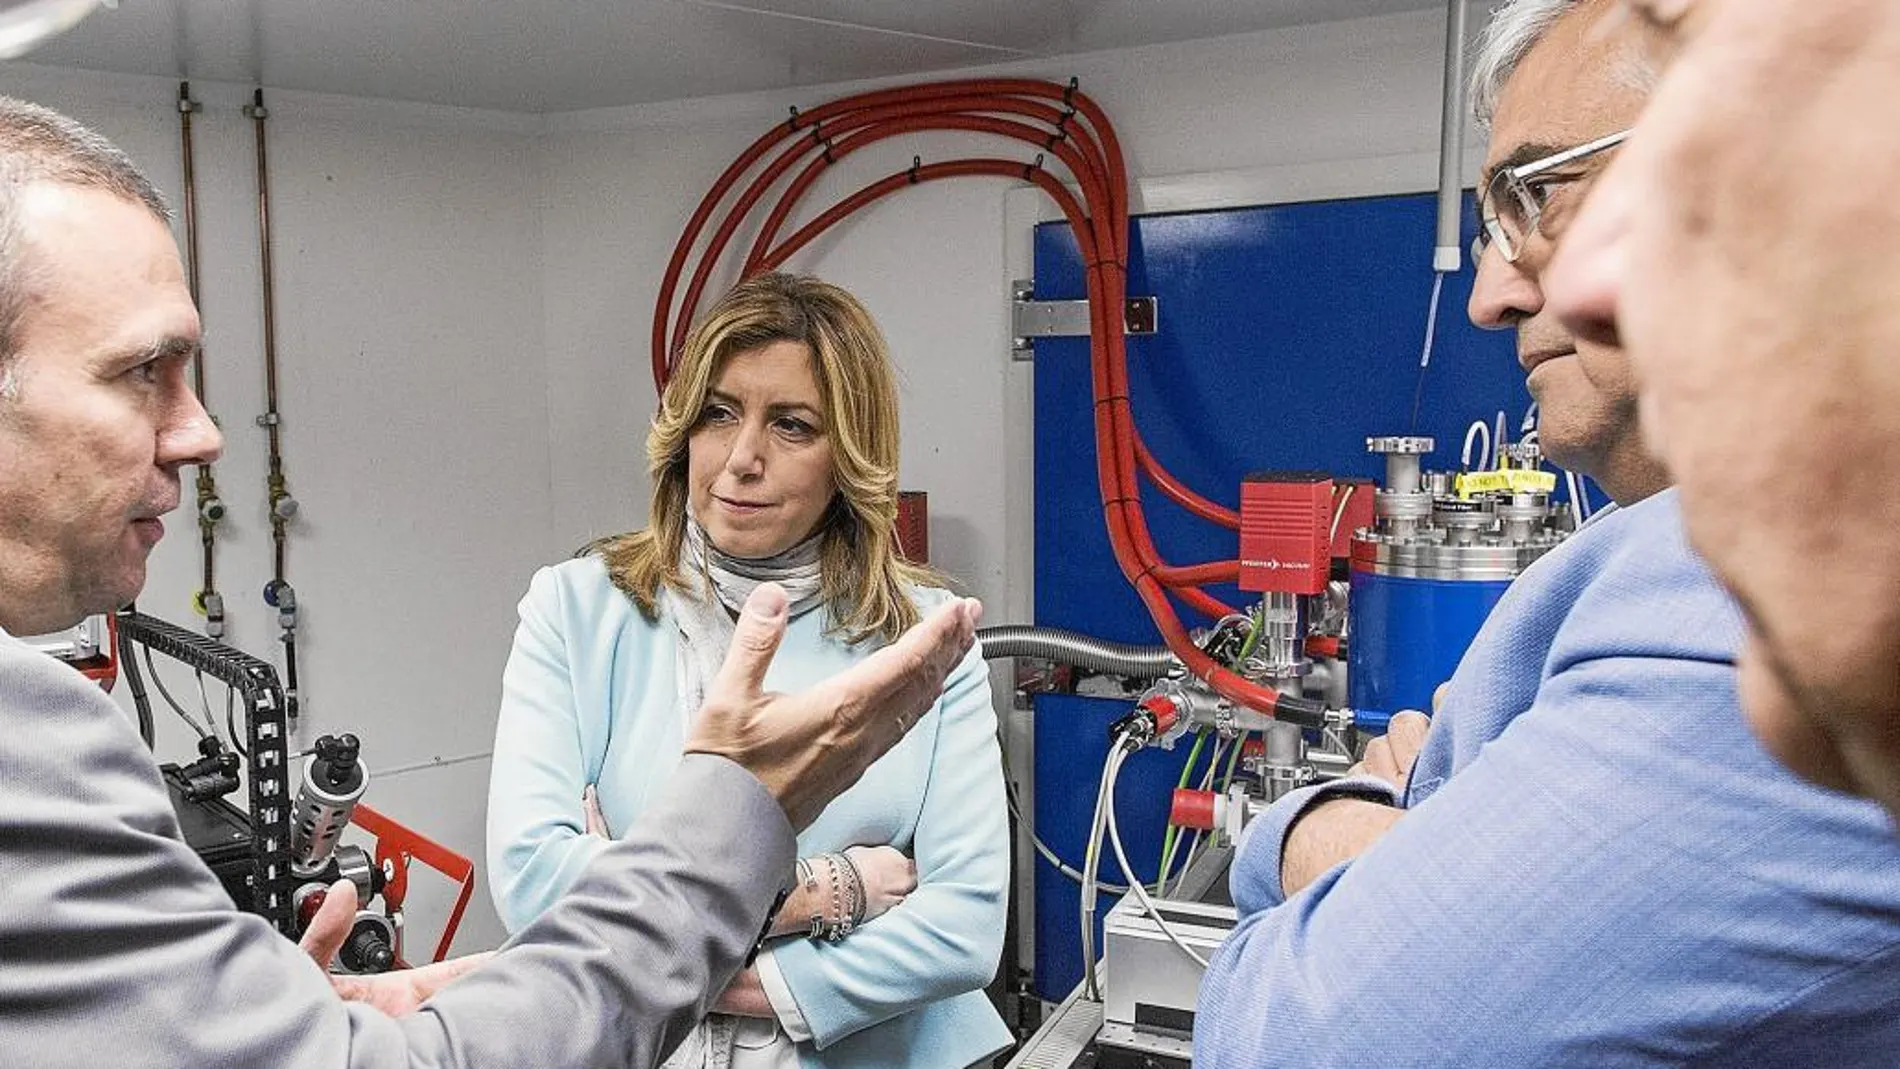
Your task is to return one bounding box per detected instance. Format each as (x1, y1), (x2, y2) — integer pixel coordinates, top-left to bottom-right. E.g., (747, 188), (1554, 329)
(0, 96), (169, 393)
(1469, 0), (1657, 130)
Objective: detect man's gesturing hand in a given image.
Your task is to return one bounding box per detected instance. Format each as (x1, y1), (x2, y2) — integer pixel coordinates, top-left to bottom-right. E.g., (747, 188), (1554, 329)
(298, 878), (492, 1015)
(685, 582), (980, 830)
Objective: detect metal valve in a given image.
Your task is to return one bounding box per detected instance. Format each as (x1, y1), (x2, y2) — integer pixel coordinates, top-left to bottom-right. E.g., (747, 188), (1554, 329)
(193, 589), (226, 638)
(264, 579), (299, 629)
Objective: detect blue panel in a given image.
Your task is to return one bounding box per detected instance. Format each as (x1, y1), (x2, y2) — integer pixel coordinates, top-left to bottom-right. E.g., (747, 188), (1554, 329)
(1031, 692), (1200, 1001)
(1346, 569), (1510, 732)
(1033, 193), (1542, 641)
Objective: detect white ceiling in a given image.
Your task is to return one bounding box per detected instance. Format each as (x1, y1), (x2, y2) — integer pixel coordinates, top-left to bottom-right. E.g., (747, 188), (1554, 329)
(19, 0), (1446, 114)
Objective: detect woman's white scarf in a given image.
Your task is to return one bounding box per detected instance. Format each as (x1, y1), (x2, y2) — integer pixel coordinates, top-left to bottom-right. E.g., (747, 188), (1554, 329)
(657, 518), (826, 1069)
(665, 517), (827, 731)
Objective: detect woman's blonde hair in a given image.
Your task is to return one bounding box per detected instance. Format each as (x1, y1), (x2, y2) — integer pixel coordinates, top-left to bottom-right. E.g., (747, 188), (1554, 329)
(594, 272), (942, 645)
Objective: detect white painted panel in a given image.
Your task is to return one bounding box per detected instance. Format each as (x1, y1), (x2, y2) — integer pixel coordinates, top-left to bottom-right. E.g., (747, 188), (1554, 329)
(0, 67), (553, 906)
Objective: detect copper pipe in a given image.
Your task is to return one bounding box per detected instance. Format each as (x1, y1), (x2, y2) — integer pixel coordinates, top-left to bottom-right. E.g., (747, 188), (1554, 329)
(247, 88), (284, 464)
(247, 87), (299, 718)
(178, 82), (205, 393)
(179, 82), (224, 635)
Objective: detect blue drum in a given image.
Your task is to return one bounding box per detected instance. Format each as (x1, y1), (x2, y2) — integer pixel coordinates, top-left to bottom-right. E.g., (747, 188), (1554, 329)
(1348, 568), (1511, 734)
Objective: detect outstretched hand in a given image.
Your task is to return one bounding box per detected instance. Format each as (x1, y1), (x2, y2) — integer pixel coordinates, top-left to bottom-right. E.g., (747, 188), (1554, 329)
(685, 582), (980, 829)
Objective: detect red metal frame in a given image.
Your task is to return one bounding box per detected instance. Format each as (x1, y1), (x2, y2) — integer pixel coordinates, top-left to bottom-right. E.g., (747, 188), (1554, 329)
(350, 802), (476, 965)
(71, 614), (120, 691)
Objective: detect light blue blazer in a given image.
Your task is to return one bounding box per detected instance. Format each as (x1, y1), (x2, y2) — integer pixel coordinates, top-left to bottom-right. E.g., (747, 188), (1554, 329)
(487, 556), (1013, 1069)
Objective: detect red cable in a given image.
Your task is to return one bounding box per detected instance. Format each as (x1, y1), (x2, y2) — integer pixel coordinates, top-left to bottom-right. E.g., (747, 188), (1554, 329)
(653, 78), (1125, 388)
(1138, 439), (1241, 529)
(685, 108), (1112, 366)
(1152, 560), (1240, 587)
(743, 95), (1112, 270)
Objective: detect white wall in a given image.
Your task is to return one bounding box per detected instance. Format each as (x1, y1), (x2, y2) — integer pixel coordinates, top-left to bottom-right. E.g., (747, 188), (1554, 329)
(1, 3), (1479, 956)
(0, 63), (549, 954)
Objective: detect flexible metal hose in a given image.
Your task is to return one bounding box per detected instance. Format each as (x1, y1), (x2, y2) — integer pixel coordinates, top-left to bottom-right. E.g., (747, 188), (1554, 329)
(976, 625), (1174, 679)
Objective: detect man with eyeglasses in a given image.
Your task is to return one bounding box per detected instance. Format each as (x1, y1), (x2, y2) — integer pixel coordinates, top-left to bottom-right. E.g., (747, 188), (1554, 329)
(1195, 2), (1900, 1065)
(1548, 0), (1900, 835)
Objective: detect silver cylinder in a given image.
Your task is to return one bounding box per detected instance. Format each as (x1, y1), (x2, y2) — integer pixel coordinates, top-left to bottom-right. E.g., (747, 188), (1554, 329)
(292, 753), (368, 875)
(1251, 593), (1310, 679)
(1369, 437), (1437, 537)
(1260, 721), (1309, 802)
(334, 843), (377, 906)
(1369, 436), (1434, 496)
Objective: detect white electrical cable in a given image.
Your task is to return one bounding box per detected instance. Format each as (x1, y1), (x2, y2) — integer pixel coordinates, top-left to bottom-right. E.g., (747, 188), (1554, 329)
(1409, 271), (1450, 429)
(1418, 272), (1446, 370)
(1461, 419), (1491, 472)
(193, 669), (226, 750)
(1329, 484), (1357, 547)
(1104, 744), (1210, 968)
(144, 646), (212, 740)
(1002, 773), (1129, 893)
(1564, 469), (1593, 523)
(1079, 741), (1122, 1001)
(1168, 830), (1205, 898)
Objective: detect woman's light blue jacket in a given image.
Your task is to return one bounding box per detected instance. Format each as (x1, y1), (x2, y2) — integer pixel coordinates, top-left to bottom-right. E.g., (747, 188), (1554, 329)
(487, 556), (1012, 1069)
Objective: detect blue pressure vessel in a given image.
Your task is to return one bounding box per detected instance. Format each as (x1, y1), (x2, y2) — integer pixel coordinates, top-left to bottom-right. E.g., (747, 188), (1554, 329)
(1347, 436), (1569, 735)
(1347, 569), (1510, 733)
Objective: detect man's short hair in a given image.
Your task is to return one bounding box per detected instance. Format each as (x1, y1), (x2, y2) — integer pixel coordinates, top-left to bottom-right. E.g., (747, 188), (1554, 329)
(0, 97), (169, 385)
(1470, 0), (1656, 129)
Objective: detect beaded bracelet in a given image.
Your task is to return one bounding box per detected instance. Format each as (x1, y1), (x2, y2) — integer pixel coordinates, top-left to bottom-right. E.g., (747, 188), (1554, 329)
(838, 850), (868, 928)
(820, 852), (858, 943)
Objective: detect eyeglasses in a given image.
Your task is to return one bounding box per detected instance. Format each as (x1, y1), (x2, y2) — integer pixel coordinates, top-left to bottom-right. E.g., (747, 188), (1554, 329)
(1474, 129), (1630, 264)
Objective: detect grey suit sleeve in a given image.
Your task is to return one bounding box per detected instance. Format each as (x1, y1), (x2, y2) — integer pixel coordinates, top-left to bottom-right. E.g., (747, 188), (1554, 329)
(0, 639), (793, 1069)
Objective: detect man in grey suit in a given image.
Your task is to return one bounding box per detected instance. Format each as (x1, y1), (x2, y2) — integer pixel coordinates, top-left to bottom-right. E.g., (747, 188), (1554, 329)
(0, 96), (979, 1067)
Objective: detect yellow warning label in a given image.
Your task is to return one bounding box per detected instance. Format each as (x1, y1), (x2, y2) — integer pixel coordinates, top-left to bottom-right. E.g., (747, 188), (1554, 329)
(1456, 469), (1559, 498)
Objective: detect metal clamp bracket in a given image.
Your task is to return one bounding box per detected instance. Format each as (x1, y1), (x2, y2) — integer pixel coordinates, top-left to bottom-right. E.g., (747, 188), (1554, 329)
(1011, 279), (1157, 360)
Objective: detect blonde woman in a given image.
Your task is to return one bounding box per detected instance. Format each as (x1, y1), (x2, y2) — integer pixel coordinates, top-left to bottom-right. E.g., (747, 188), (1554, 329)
(487, 273), (1010, 1069)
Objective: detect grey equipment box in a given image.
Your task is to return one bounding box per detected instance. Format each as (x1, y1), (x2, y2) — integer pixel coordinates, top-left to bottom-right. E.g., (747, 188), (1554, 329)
(1097, 894), (1236, 1062)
